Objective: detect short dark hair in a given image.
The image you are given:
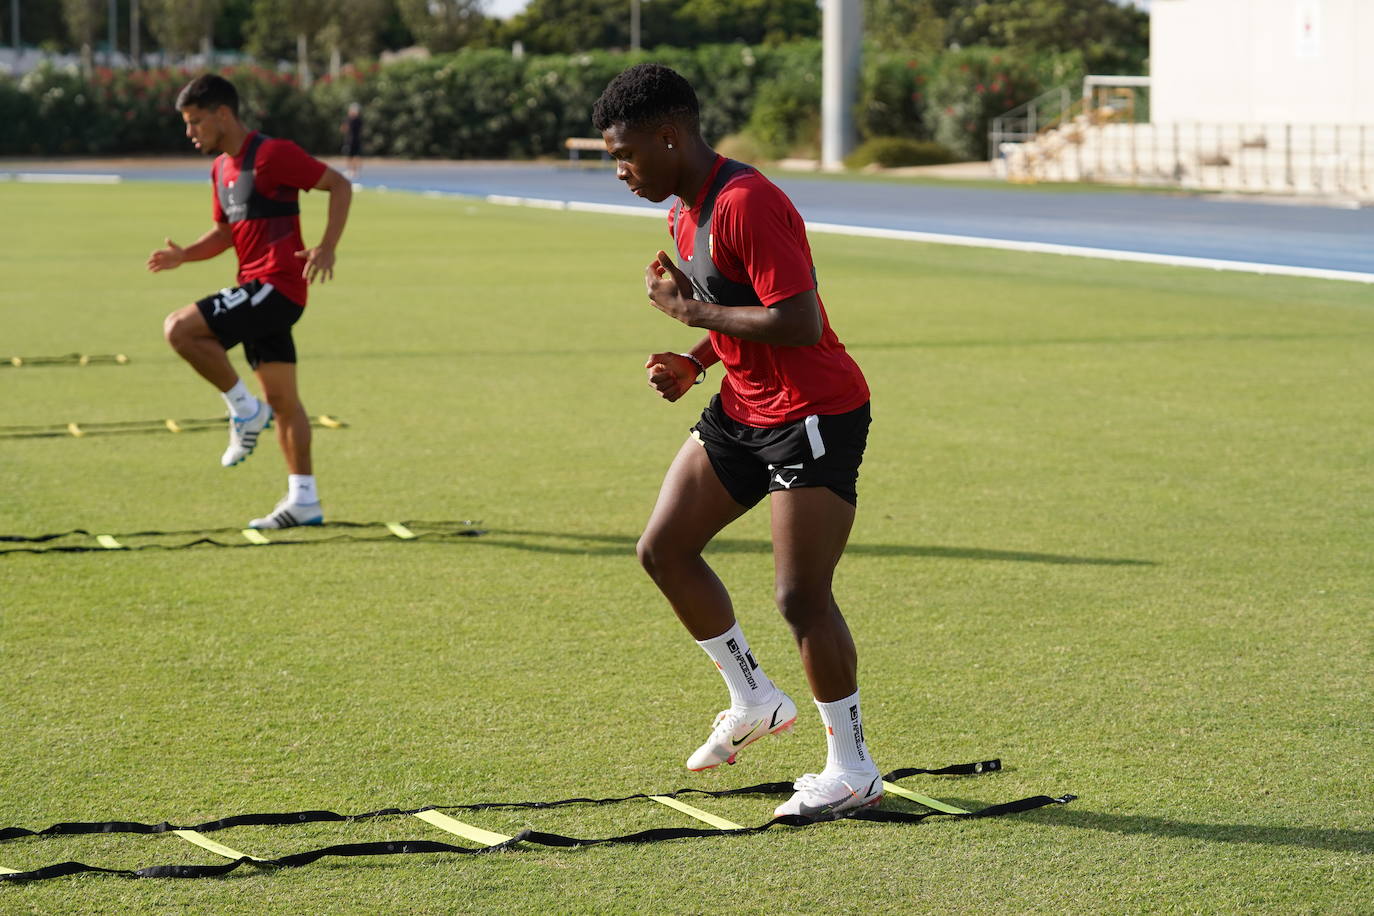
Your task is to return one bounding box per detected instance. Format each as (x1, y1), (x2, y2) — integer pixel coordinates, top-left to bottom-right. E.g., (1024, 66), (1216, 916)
(591, 63), (699, 134)
(176, 73), (239, 115)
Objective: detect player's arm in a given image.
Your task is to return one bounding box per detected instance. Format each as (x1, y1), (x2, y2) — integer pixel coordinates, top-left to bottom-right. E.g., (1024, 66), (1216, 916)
(295, 166), (352, 284)
(645, 335), (717, 403)
(644, 250), (821, 347)
(145, 223), (232, 273)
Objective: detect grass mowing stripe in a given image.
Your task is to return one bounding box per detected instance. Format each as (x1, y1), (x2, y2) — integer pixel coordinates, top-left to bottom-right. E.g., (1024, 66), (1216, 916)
(411, 810), (513, 846)
(647, 795), (746, 830)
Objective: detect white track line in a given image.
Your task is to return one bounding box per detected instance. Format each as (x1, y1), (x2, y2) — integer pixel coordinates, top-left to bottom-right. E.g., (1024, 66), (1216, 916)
(12, 172), (121, 184)
(481, 193), (1374, 284)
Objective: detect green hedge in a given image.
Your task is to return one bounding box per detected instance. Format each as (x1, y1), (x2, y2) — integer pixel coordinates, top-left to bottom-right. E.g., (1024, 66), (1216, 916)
(1, 42), (1080, 162)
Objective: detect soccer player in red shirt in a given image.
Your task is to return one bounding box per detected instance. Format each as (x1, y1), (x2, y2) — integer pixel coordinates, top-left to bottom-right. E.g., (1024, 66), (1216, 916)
(147, 74), (352, 529)
(594, 64), (882, 818)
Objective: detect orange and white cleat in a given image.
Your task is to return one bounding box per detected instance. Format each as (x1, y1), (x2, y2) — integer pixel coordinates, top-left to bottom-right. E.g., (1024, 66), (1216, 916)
(773, 769), (884, 819)
(686, 691), (797, 771)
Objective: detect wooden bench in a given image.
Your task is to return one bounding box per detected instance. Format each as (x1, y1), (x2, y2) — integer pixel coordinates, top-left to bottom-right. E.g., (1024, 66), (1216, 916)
(565, 137), (609, 161)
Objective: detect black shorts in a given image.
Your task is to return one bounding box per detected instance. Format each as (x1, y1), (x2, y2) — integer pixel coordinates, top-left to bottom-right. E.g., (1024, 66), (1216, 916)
(690, 395), (871, 508)
(195, 280), (303, 369)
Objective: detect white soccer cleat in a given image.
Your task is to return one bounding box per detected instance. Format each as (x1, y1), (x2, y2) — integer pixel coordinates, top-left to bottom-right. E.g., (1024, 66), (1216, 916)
(772, 769), (884, 819)
(686, 691), (797, 772)
(249, 498), (323, 530)
(221, 403), (273, 468)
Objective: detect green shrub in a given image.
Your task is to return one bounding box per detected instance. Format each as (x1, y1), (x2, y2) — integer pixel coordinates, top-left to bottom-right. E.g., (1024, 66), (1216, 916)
(844, 136), (957, 169)
(2, 42), (1070, 161)
(922, 46), (1042, 160)
(857, 50), (935, 142)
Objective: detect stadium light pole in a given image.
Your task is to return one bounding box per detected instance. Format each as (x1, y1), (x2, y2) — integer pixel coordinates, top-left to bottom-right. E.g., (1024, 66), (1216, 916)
(131, 0), (140, 67)
(630, 0), (641, 52)
(821, 0), (862, 171)
(107, 0), (117, 66)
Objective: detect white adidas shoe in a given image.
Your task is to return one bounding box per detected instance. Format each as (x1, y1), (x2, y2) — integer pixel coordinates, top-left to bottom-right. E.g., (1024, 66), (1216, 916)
(686, 691), (797, 772)
(221, 403), (273, 467)
(773, 769), (884, 819)
(249, 498), (323, 530)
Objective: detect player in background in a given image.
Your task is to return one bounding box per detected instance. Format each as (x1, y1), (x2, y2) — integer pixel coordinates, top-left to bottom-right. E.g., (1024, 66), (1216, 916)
(593, 64), (883, 818)
(147, 73), (352, 529)
(341, 102), (364, 181)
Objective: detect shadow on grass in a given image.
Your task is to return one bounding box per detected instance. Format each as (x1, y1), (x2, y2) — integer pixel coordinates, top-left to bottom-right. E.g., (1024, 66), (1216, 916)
(477, 528), (1155, 567)
(1011, 805), (1374, 854)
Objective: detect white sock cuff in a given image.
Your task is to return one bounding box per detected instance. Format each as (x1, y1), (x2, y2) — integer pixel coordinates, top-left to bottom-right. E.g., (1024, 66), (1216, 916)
(816, 690), (873, 773)
(288, 474), (318, 503)
(696, 622), (774, 707)
(222, 379), (258, 419)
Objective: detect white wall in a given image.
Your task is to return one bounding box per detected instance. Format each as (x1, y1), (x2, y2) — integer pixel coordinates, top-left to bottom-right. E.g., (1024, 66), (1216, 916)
(1151, 0), (1374, 123)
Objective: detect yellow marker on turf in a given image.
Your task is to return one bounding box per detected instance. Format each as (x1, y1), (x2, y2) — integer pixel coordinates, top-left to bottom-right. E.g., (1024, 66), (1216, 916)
(172, 829), (263, 861)
(648, 795), (744, 830)
(67, 422), (83, 437)
(412, 809), (512, 846)
(165, 418), (182, 433)
(95, 535), (123, 550)
(9, 356), (21, 367)
(317, 414), (343, 429)
(116, 354), (129, 364)
(0, 864), (20, 875)
(241, 529), (270, 545)
(78, 354), (90, 366)
(881, 781), (969, 815)
(385, 522), (416, 540)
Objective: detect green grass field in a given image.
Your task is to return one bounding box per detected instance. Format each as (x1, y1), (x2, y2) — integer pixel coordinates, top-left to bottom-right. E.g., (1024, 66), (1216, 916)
(1, 180), (1370, 914)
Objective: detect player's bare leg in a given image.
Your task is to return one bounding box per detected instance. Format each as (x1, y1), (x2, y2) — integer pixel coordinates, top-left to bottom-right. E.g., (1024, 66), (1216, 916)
(639, 439), (797, 770)
(256, 361), (311, 475)
(165, 304), (270, 467)
(770, 485), (881, 817)
(637, 438), (747, 640)
(164, 305), (236, 391)
(248, 360), (321, 529)
(770, 486), (858, 703)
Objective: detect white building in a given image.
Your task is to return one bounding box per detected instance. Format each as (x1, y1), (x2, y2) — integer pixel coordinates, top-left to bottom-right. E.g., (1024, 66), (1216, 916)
(1150, 0), (1374, 124)
(996, 0), (1374, 195)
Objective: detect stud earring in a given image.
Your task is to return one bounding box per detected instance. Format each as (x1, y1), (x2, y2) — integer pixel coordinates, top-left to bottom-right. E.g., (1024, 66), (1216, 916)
(667, 142), (673, 149)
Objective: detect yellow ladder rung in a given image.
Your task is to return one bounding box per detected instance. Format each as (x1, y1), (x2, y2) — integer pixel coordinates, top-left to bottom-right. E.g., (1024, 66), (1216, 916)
(172, 829), (263, 861)
(881, 781), (969, 815)
(412, 809), (512, 847)
(648, 795), (744, 830)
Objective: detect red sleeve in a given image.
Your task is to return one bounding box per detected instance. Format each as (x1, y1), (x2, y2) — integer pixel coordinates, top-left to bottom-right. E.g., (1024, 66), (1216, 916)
(255, 139), (328, 194)
(712, 179), (816, 307)
(210, 159), (224, 223)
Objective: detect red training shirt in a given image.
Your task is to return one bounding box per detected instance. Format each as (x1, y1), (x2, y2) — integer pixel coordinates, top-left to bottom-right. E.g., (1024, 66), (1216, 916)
(669, 156), (869, 427)
(211, 132), (327, 307)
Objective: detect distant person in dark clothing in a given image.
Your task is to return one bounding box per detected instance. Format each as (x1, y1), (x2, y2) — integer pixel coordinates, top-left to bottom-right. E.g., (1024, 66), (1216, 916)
(341, 102), (363, 180)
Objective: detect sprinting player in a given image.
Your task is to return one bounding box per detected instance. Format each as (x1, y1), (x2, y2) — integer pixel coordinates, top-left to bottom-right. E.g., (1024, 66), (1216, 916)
(592, 64), (882, 818)
(147, 73), (352, 529)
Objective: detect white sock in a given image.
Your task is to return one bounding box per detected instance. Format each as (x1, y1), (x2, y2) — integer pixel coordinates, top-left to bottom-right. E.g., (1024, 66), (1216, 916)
(816, 690), (876, 775)
(696, 621), (777, 710)
(288, 474), (318, 505)
(222, 379), (259, 420)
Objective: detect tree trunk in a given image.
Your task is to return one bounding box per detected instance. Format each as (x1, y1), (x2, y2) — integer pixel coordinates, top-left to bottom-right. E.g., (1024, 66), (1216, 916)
(297, 31), (311, 88)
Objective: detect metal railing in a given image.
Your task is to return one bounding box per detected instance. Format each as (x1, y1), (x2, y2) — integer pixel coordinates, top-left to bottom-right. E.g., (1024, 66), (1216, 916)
(1001, 120), (1374, 197)
(989, 85), (1074, 154)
